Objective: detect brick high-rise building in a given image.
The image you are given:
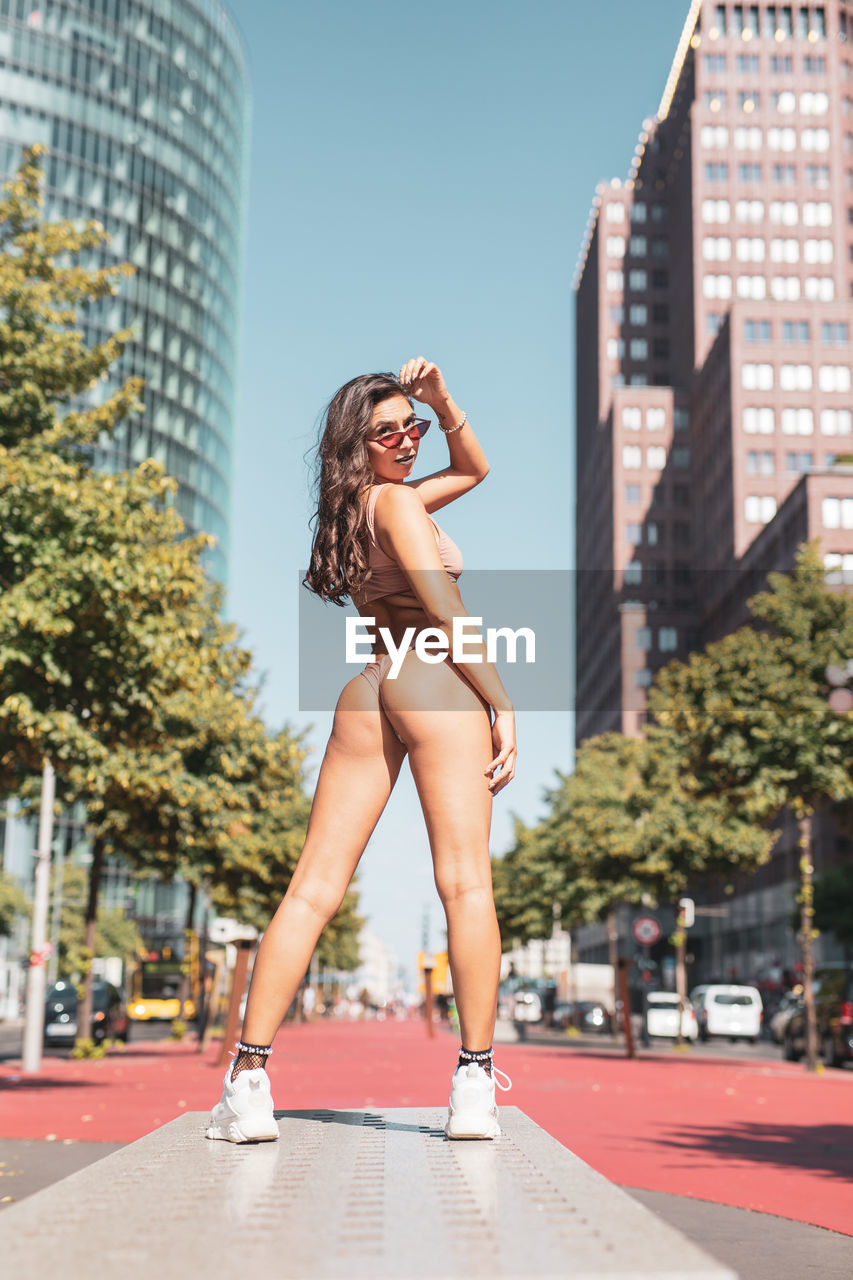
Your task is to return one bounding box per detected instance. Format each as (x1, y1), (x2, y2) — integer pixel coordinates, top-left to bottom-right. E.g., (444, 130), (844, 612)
(573, 0), (853, 980)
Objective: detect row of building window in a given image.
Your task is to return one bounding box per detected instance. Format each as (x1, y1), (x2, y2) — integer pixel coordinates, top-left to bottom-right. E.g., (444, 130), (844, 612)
(746, 449), (831, 473)
(625, 559), (692, 584)
(823, 497), (853, 529)
(707, 5), (827, 41)
(703, 91), (829, 115)
(605, 235), (669, 259)
(608, 338), (670, 360)
(703, 52), (826, 72)
(605, 269), (668, 292)
(634, 627), (679, 652)
(744, 320), (849, 343)
(610, 303), (670, 325)
(704, 235), (834, 263)
(625, 483), (691, 507)
(623, 446), (690, 470)
(621, 406), (690, 431)
(704, 273), (835, 301)
(742, 362), (852, 391)
(825, 553), (853, 581)
(702, 197), (835, 224)
(604, 202), (668, 224)
(743, 406), (852, 434)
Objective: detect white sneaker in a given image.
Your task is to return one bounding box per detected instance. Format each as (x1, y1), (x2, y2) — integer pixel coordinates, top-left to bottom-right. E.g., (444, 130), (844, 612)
(444, 1062), (511, 1140)
(205, 1066), (279, 1143)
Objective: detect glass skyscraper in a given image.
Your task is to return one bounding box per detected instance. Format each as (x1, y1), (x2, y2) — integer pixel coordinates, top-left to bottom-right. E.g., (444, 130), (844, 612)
(0, 0), (250, 583)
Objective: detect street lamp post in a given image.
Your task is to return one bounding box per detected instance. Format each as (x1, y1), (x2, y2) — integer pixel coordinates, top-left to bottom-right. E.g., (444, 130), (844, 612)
(22, 760), (56, 1075)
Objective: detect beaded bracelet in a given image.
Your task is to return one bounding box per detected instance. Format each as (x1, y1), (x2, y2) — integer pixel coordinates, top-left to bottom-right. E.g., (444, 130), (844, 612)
(439, 411), (467, 435)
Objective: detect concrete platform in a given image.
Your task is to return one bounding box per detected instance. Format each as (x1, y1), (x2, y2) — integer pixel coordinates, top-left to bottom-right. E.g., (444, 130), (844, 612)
(0, 1107), (737, 1279)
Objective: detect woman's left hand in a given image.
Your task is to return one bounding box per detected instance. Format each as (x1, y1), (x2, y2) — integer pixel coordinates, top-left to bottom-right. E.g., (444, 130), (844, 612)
(399, 357), (449, 411)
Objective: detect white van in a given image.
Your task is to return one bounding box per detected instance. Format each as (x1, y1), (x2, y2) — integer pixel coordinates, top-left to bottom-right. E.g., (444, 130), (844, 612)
(690, 985), (763, 1042)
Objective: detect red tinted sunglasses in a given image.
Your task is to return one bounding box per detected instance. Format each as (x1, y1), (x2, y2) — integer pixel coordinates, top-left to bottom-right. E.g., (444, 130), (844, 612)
(372, 418), (431, 450)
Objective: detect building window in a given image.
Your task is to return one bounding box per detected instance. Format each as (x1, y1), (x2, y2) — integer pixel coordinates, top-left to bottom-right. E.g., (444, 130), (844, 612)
(646, 407), (666, 430)
(607, 270), (624, 291)
(805, 165), (830, 188)
(745, 319), (772, 342)
(745, 495), (777, 523)
(647, 445), (667, 469)
(629, 235), (647, 257)
(607, 236), (626, 257)
(824, 553), (853, 584)
(770, 200), (799, 225)
(771, 275), (801, 300)
(803, 200), (832, 226)
(606, 203), (626, 222)
(822, 322), (849, 345)
(647, 522), (660, 545)
(742, 362), (774, 389)
(820, 408), (853, 435)
(652, 269), (669, 289)
(607, 338), (625, 359)
(736, 199), (765, 223)
(780, 363), (813, 390)
(635, 627), (652, 650)
(782, 320), (810, 342)
(630, 203), (648, 224)
(747, 449), (775, 475)
(629, 304), (648, 325)
(707, 312), (723, 334)
(610, 305), (625, 323)
(623, 445), (642, 469)
(673, 484), (689, 506)
(737, 236), (766, 262)
(803, 56), (826, 74)
(804, 276), (834, 300)
(704, 93), (728, 112)
(736, 54), (760, 73)
(672, 447), (690, 469)
(784, 451), (813, 471)
(628, 269), (648, 291)
(819, 365), (853, 392)
(743, 406), (775, 434)
(801, 92), (829, 116)
(622, 406), (643, 430)
(702, 199), (731, 224)
(737, 274), (767, 299)
(651, 238), (668, 260)
(713, 4), (727, 35)
(803, 238), (833, 263)
(630, 338), (648, 360)
(635, 669), (652, 688)
(822, 497), (853, 529)
(705, 162), (729, 181)
(625, 560), (643, 584)
(625, 483), (642, 502)
(703, 236), (732, 261)
(629, 374), (649, 386)
(627, 522), (642, 544)
(738, 163), (763, 182)
(673, 407), (690, 432)
(701, 125), (729, 148)
(703, 274), (733, 299)
(739, 91), (760, 112)
(773, 91), (797, 114)
(659, 627), (678, 652)
(781, 407), (814, 433)
(773, 163), (797, 185)
(770, 55), (794, 73)
(771, 236), (800, 262)
(778, 7), (794, 39)
(768, 127), (797, 152)
(802, 128), (831, 152)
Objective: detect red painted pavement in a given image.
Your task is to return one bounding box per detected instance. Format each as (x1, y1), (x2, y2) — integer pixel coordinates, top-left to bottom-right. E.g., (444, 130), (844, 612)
(1, 1020), (851, 1236)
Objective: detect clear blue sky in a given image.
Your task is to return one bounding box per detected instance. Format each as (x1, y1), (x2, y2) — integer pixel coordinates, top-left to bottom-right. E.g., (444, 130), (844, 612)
(225, 0), (687, 975)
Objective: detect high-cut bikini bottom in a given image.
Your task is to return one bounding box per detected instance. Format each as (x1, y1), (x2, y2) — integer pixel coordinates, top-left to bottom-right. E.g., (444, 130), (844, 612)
(360, 649), (411, 747)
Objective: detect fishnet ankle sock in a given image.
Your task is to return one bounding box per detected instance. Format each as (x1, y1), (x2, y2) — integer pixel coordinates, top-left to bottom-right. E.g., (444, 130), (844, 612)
(231, 1040), (272, 1079)
(458, 1046), (493, 1078)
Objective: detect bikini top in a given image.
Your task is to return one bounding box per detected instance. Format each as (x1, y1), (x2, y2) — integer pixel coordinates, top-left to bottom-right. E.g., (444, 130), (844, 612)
(349, 484), (463, 608)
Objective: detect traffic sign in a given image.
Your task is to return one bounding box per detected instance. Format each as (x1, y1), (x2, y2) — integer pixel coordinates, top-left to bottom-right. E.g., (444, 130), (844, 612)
(632, 915), (662, 946)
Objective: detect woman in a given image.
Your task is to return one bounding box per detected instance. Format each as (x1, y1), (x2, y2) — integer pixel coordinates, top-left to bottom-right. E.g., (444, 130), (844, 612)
(206, 357), (516, 1143)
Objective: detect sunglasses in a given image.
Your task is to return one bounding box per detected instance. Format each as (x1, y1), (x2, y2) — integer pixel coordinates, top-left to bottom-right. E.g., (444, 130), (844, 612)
(371, 418), (431, 450)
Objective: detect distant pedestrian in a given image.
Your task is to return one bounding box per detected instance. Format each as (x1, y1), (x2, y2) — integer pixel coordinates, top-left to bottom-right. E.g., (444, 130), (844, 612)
(206, 360), (514, 1143)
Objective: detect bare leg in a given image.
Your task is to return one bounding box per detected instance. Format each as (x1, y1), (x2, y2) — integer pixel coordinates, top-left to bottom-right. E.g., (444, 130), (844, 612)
(240, 674), (407, 1046)
(380, 657), (500, 1051)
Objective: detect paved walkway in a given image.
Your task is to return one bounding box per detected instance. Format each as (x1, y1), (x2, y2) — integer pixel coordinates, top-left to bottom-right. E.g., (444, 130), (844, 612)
(0, 1018), (851, 1236)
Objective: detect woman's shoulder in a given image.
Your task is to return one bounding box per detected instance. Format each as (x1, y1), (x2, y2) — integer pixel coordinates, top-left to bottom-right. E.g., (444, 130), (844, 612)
(371, 482), (428, 523)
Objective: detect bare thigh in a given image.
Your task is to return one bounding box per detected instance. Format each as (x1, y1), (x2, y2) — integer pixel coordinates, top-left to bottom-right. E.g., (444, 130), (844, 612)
(287, 670), (408, 908)
(379, 654), (493, 892)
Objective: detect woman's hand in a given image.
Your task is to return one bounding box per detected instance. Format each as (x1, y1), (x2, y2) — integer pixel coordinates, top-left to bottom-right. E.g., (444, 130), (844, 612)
(485, 709), (516, 795)
(398, 357), (449, 412)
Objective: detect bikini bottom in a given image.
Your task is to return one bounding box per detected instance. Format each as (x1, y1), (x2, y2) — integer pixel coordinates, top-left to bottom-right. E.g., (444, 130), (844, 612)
(360, 648), (412, 747)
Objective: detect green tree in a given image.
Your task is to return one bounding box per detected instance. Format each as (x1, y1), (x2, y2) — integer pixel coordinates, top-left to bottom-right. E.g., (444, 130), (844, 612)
(650, 543), (853, 1069)
(47, 863), (144, 979)
(0, 868), (28, 938)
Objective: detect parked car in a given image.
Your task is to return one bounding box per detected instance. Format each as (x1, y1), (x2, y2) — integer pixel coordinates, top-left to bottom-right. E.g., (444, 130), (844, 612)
(645, 992), (698, 1040)
(783, 966), (853, 1067)
(553, 1000), (612, 1033)
(44, 979), (129, 1046)
(689, 984), (762, 1043)
(769, 990), (803, 1045)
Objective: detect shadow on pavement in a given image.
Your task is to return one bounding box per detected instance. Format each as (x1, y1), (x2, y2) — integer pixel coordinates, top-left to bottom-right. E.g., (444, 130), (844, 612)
(649, 1120), (853, 1180)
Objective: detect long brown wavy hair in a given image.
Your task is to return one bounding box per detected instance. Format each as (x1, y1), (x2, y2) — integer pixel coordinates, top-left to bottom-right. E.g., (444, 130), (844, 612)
(304, 372), (410, 605)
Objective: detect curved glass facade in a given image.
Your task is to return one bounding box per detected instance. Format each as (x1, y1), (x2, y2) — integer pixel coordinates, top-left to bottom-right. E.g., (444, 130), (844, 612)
(0, 0), (249, 583)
